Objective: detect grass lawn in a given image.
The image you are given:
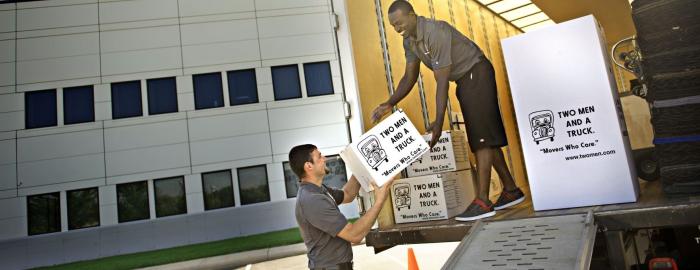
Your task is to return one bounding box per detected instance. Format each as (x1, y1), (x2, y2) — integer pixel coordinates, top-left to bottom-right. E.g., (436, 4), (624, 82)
(34, 227), (304, 270)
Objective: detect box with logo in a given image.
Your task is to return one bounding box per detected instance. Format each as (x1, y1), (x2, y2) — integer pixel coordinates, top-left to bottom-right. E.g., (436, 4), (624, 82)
(340, 109), (430, 191)
(406, 130), (471, 177)
(390, 170), (475, 224)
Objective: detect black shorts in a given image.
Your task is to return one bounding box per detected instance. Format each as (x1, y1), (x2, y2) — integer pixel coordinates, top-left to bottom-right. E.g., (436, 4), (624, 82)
(455, 58), (508, 150)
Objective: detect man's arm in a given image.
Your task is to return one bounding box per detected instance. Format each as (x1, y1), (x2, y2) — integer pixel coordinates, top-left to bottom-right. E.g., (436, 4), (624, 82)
(371, 61), (421, 123)
(428, 66), (451, 148)
(341, 175), (361, 204)
(336, 180), (394, 244)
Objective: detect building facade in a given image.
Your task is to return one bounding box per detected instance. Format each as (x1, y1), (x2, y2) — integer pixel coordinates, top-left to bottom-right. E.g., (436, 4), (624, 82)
(0, 0), (364, 268)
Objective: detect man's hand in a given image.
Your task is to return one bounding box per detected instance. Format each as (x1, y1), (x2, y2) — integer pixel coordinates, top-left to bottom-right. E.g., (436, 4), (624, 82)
(371, 103), (392, 123)
(371, 178), (396, 204)
(427, 120), (443, 148)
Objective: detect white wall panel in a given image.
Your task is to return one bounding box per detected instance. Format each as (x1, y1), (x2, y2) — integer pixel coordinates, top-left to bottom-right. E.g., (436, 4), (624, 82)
(190, 133), (271, 166)
(18, 154), (105, 187)
(182, 40), (260, 68)
(101, 26), (179, 53)
(99, 0), (177, 24)
(0, 217), (24, 240)
(105, 143), (189, 176)
(180, 20), (257, 45)
(17, 4), (97, 31)
(0, 139), (15, 165)
(17, 129), (103, 163)
(101, 47), (181, 76)
(17, 33), (98, 61)
(0, 197), (23, 219)
(0, 164), (16, 191)
(0, 93), (22, 113)
(104, 120), (187, 152)
(0, 10), (15, 33)
(0, 111), (23, 132)
(254, 0), (326, 10)
(0, 62), (15, 86)
(260, 33), (334, 60)
(270, 123), (348, 155)
(268, 101), (345, 131)
(179, 0), (254, 17)
(0, 40), (14, 62)
(188, 110), (268, 141)
(17, 55), (100, 84)
(257, 13), (330, 38)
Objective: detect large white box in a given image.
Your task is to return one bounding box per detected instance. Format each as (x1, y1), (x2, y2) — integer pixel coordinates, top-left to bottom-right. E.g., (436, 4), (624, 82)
(340, 109), (429, 191)
(501, 15), (639, 211)
(406, 130), (470, 177)
(390, 170), (475, 224)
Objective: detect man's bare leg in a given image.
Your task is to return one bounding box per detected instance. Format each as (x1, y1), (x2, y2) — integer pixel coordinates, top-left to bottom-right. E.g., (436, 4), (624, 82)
(474, 147), (494, 201)
(493, 147), (517, 191)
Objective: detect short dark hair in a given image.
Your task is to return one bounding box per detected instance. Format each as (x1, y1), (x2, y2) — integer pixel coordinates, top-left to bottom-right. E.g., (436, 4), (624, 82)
(388, 0), (414, 15)
(289, 144), (317, 179)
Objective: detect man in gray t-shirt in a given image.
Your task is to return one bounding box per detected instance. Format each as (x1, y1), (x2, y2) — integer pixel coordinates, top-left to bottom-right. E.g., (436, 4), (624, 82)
(290, 144), (394, 270)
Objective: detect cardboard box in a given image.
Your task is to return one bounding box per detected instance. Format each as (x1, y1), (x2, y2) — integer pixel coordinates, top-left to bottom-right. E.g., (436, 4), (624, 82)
(501, 15), (638, 211)
(340, 109), (429, 191)
(390, 170), (475, 224)
(406, 130), (470, 177)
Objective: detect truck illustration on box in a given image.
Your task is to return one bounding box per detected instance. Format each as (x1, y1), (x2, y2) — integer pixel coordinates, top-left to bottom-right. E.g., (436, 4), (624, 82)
(357, 135), (388, 171)
(393, 183), (411, 211)
(529, 110), (555, 144)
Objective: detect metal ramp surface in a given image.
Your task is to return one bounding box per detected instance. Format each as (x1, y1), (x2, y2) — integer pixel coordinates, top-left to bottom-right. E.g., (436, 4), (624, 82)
(442, 212), (596, 270)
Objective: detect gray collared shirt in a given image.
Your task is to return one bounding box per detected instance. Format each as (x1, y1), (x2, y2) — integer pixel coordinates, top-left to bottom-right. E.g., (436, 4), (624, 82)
(295, 182), (351, 269)
(404, 16), (485, 81)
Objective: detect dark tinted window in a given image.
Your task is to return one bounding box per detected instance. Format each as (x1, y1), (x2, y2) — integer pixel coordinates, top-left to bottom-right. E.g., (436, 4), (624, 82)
(147, 77), (178, 115)
(63, 85), (94, 125)
(117, 181), (149, 223)
(227, 69), (258, 106)
(202, 170), (235, 210)
(25, 89), (57, 129)
(193, 72), (224, 110)
(154, 176), (186, 217)
(238, 165), (270, 205)
(111, 81), (143, 119)
(27, 192), (61, 235)
(67, 187), (99, 230)
(272, 65), (301, 100)
(304, 62), (334, 97)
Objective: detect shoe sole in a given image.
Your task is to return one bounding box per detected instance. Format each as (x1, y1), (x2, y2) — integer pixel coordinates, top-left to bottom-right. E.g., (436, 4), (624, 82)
(494, 196), (526, 211)
(454, 210), (496, 221)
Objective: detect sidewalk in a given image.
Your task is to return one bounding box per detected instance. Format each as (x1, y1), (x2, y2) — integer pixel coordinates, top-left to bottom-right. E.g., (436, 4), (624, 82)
(137, 243), (308, 270)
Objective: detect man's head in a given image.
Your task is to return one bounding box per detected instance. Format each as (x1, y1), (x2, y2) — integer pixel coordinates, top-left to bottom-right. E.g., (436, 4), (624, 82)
(289, 144), (327, 181)
(388, 0), (418, 39)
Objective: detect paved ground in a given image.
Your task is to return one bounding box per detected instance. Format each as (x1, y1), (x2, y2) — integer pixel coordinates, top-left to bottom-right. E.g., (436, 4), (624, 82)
(234, 242), (461, 270)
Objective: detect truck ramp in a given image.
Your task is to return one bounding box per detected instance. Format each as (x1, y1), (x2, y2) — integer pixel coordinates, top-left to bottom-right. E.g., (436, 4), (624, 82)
(442, 212), (596, 270)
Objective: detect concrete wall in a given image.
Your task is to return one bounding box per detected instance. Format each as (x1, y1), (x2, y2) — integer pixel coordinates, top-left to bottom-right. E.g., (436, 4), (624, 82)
(0, 0), (361, 268)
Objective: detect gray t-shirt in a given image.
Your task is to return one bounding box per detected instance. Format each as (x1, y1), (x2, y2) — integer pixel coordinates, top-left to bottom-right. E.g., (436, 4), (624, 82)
(404, 16), (485, 81)
(295, 182), (352, 269)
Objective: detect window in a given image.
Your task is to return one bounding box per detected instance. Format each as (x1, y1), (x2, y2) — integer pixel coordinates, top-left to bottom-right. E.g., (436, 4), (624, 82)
(193, 72), (224, 110)
(237, 165), (269, 205)
(227, 69), (258, 106)
(202, 170), (235, 210)
(67, 187), (99, 230)
(25, 89), (57, 129)
(117, 181), (149, 223)
(304, 62), (334, 97)
(284, 155), (348, 198)
(27, 192), (60, 235)
(111, 81), (143, 119)
(272, 65), (301, 100)
(63, 85), (94, 125)
(154, 176), (186, 217)
(147, 77), (178, 115)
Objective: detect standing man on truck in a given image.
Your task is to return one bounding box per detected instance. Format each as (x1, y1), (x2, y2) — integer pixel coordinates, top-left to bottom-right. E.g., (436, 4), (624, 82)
(290, 144), (394, 270)
(371, 0), (525, 221)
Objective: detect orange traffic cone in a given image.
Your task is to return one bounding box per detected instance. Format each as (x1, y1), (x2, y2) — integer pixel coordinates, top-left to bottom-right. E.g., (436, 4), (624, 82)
(407, 247), (419, 270)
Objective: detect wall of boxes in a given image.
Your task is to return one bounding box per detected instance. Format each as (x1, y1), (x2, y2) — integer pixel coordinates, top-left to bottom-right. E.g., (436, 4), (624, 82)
(0, 0), (359, 267)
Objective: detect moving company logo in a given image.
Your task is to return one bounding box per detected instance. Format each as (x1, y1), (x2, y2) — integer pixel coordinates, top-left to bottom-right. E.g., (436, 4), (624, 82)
(529, 110), (555, 144)
(357, 135), (388, 171)
(394, 183), (411, 211)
